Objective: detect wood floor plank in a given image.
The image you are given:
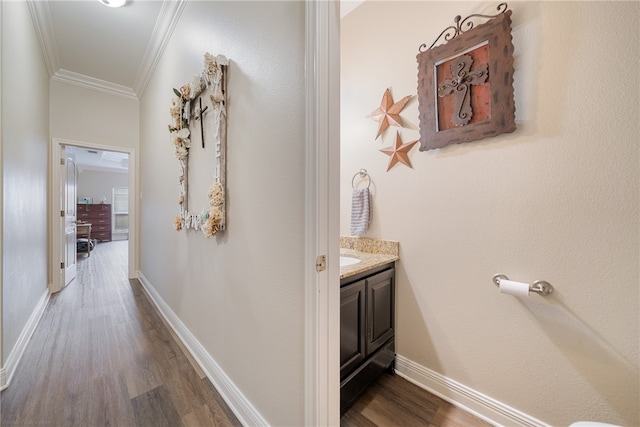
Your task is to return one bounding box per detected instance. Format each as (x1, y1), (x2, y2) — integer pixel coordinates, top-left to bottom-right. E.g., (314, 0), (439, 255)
(341, 373), (493, 427)
(132, 384), (182, 427)
(429, 404), (492, 427)
(340, 410), (378, 427)
(92, 370), (137, 427)
(123, 351), (163, 399)
(182, 403), (225, 427)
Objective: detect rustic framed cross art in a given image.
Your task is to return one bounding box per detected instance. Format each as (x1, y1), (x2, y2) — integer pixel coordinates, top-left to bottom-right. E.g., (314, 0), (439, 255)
(416, 3), (516, 151)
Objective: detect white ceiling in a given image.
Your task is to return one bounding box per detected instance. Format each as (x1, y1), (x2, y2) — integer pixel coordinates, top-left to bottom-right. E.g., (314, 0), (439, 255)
(50, 1), (161, 88)
(68, 146), (129, 173)
(28, 0), (185, 99)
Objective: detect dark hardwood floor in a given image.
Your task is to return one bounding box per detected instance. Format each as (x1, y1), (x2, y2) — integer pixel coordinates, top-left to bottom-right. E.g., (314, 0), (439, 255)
(1, 240), (241, 427)
(341, 373), (493, 427)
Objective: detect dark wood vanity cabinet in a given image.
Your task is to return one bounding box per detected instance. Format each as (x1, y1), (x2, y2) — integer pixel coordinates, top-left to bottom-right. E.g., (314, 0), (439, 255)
(340, 263), (395, 414)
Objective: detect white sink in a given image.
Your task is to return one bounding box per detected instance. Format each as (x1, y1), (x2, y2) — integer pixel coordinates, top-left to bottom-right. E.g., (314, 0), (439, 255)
(340, 256), (361, 267)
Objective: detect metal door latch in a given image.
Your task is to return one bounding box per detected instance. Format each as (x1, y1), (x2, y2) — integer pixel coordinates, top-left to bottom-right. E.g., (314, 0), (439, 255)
(315, 255), (326, 272)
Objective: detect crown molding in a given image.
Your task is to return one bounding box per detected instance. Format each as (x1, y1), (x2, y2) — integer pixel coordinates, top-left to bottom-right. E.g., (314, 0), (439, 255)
(26, 0), (60, 77)
(28, 0), (185, 100)
(52, 69), (137, 100)
(132, 0), (187, 98)
(340, 0), (365, 19)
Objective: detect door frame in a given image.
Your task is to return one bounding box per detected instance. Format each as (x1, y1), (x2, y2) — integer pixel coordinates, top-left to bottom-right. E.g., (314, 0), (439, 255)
(304, 1), (341, 425)
(63, 153), (77, 286)
(49, 137), (137, 293)
(0, 0), (4, 390)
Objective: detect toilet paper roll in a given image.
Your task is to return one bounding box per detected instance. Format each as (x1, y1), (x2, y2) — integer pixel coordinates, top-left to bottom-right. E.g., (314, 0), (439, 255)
(499, 279), (530, 297)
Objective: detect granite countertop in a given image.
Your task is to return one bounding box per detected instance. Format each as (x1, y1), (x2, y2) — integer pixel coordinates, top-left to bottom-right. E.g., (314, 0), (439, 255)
(340, 236), (399, 279)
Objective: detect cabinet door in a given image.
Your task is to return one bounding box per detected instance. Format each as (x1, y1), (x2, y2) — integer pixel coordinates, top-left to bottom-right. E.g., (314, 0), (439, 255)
(340, 279), (366, 379)
(366, 268), (394, 355)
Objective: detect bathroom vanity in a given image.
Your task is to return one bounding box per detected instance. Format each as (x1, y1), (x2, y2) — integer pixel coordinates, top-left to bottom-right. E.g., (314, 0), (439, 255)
(339, 237), (399, 414)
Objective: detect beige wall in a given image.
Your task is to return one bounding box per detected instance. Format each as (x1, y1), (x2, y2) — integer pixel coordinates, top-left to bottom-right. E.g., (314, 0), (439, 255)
(77, 169), (128, 205)
(50, 81), (139, 151)
(1, 0), (50, 369)
(139, 2), (306, 425)
(341, 2), (639, 425)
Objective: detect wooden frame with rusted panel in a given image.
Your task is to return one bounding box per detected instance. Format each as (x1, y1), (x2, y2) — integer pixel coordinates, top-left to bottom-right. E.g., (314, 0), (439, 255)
(416, 4), (516, 151)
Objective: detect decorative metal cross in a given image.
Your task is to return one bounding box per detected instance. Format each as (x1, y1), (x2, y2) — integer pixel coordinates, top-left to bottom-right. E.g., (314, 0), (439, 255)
(437, 54), (488, 127)
(194, 97), (209, 148)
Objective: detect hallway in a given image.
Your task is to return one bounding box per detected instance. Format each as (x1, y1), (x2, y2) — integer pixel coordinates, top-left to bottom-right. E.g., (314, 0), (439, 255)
(1, 241), (240, 426)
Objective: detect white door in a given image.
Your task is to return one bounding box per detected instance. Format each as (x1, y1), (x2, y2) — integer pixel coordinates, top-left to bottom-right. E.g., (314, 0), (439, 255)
(63, 148), (77, 287)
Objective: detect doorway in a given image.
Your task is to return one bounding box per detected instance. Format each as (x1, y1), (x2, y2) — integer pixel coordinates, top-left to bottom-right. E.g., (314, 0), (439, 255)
(49, 138), (137, 294)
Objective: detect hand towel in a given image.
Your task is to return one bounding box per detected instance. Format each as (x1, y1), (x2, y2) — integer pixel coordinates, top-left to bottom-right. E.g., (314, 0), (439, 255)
(350, 187), (371, 236)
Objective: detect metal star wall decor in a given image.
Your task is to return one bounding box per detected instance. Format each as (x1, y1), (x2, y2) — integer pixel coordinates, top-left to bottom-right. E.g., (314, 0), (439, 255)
(380, 131), (419, 171)
(368, 88), (412, 139)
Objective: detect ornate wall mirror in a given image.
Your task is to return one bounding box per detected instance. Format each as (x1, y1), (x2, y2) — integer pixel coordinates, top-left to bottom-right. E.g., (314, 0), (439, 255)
(169, 53), (228, 237)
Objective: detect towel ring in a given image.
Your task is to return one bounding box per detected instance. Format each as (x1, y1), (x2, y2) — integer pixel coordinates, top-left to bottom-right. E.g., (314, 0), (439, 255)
(352, 169), (371, 189)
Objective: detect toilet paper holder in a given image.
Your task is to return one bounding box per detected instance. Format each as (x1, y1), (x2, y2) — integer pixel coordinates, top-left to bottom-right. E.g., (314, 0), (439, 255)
(492, 274), (553, 296)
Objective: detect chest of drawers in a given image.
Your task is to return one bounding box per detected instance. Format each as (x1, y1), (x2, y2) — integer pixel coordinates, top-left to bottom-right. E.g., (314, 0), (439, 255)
(77, 204), (112, 242)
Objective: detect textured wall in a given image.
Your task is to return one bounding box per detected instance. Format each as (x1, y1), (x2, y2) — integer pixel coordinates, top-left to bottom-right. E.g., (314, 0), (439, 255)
(50, 81), (139, 151)
(1, 0), (50, 366)
(139, 2), (306, 425)
(341, 2), (639, 425)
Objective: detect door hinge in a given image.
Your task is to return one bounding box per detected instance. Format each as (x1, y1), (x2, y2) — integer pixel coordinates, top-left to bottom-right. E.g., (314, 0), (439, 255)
(61, 210), (64, 217)
(315, 255), (326, 272)
(60, 262), (65, 269)
(60, 157), (65, 165)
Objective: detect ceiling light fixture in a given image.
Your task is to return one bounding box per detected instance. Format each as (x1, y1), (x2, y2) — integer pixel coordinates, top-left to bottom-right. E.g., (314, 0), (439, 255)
(98, 0), (126, 8)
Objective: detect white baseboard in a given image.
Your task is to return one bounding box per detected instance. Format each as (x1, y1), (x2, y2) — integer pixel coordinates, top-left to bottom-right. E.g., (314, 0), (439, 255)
(136, 272), (268, 426)
(394, 355), (548, 427)
(1, 289), (50, 391)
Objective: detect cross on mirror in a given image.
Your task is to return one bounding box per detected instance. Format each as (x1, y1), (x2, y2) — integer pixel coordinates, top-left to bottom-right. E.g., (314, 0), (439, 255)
(194, 97), (209, 148)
